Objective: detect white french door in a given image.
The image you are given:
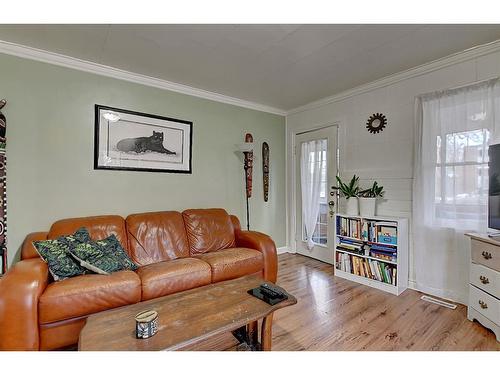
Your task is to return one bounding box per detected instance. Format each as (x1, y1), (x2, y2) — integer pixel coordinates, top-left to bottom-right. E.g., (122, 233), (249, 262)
(295, 126), (338, 264)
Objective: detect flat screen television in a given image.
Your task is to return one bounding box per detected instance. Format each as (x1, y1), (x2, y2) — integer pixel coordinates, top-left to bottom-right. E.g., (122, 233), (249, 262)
(488, 143), (500, 230)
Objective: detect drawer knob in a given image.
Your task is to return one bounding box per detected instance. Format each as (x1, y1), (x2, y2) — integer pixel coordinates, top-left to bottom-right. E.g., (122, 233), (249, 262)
(479, 275), (490, 284)
(478, 300), (488, 309)
(481, 251), (492, 260)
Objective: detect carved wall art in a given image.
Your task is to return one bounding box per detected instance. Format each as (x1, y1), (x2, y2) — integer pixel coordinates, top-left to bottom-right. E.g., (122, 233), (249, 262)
(262, 142), (269, 202)
(0, 99), (7, 274)
(244, 133), (253, 198)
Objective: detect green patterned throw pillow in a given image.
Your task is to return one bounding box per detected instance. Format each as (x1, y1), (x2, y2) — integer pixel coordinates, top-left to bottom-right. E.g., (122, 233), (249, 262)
(33, 227), (91, 281)
(69, 234), (138, 274)
(96, 235), (138, 271)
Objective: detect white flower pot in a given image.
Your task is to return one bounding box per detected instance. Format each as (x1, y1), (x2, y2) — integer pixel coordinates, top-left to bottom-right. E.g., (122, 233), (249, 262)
(345, 197), (359, 216)
(359, 197), (376, 217)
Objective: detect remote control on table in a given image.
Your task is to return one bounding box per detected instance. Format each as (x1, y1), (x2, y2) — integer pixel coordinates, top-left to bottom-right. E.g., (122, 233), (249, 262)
(260, 283), (286, 299)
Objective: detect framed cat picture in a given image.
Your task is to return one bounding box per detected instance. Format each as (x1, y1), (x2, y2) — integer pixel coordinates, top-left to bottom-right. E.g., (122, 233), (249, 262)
(94, 105), (193, 173)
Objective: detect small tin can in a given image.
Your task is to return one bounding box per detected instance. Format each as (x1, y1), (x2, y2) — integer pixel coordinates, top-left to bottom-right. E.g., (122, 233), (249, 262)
(135, 310), (158, 339)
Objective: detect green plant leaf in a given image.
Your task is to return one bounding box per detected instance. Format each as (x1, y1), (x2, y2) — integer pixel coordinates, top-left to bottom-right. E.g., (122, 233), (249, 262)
(333, 175), (360, 198)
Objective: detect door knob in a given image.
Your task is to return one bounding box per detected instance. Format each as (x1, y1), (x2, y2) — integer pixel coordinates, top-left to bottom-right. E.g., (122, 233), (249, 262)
(328, 200), (335, 218)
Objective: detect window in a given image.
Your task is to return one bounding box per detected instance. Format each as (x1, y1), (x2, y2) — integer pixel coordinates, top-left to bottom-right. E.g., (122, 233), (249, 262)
(414, 78), (500, 299)
(435, 128), (489, 221)
(312, 150), (328, 245)
(303, 147), (328, 245)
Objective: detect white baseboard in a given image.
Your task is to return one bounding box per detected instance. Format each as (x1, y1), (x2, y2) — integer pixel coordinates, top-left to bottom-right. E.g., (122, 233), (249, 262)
(277, 246), (289, 255)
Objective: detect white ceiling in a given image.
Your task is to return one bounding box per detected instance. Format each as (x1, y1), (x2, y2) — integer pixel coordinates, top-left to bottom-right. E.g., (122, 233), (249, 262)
(1, 24), (500, 111)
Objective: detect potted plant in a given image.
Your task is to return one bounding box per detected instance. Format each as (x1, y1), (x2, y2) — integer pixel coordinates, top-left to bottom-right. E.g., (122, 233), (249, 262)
(332, 175), (359, 215)
(358, 181), (385, 217)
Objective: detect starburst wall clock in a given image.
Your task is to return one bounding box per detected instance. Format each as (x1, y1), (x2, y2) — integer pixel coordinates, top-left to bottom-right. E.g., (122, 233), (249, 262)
(366, 113), (387, 134)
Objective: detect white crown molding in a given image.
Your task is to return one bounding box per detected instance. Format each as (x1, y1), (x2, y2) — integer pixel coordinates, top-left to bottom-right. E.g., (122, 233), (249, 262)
(0, 40), (287, 116)
(288, 39), (500, 115)
(3, 38), (499, 117)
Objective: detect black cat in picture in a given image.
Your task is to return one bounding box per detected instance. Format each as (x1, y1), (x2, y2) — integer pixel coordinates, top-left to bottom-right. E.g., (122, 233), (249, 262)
(116, 131), (176, 155)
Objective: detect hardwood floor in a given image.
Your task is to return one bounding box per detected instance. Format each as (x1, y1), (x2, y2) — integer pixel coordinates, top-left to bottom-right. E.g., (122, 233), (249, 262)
(67, 252), (498, 351)
(270, 253), (499, 350)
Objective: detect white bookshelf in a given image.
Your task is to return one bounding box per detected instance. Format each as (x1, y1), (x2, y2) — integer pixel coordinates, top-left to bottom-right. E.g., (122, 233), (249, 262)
(334, 213), (408, 296)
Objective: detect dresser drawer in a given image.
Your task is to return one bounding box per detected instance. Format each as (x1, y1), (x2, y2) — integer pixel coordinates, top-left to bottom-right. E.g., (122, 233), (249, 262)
(470, 263), (500, 296)
(471, 239), (500, 272)
(469, 285), (499, 324)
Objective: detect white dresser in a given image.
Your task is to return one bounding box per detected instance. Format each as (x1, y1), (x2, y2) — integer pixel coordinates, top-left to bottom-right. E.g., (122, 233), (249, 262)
(466, 233), (500, 341)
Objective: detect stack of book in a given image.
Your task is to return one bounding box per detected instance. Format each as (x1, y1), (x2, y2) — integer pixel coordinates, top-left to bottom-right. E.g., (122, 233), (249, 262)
(336, 238), (364, 255)
(370, 244), (397, 262)
(336, 252), (397, 286)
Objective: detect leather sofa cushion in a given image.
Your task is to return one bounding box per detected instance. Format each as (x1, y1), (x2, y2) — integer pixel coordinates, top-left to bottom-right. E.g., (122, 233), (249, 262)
(196, 247), (264, 282)
(40, 318), (87, 351)
(39, 270), (141, 324)
(137, 258), (211, 300)
(126, 211), (190, 266)
(48, 215), (128, 252)
(183, 208), (236, 255)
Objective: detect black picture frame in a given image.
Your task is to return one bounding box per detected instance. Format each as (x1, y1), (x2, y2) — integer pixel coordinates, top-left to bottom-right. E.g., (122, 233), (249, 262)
(94, 104), (193, 174)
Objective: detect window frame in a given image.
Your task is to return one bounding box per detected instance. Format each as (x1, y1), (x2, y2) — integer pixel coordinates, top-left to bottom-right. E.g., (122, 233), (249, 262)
(434, 128), (489, 222)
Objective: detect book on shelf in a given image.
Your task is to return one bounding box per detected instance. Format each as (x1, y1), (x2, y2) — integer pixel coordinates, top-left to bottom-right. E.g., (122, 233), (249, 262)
(337, 216), (398, 244)
(379, 261), (389, 283)
(338, 217), (363, 239)
(364, 261), (372, 279)
(373, 261), (381, 281)
(361, 221), (369, 241)
(337, 246), (364, 256)
(370, 250), (397, 262)
(356, 258), (365, 277)
(375, 222), (398, 245)
(335, 252), (396, 286)
(368, 260), (375, 279)
(338, 240), (362, 248)
(370, 243), (397, 251)
(337, 238), (364, 255)
(337, 234), (397, 262)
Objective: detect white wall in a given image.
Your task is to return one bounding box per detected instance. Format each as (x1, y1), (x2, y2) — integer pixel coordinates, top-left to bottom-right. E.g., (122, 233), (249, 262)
(286, 46), (500, 302)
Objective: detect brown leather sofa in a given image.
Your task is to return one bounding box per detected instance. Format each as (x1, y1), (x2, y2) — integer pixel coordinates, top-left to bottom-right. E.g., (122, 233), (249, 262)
(0, 208), (277, 351)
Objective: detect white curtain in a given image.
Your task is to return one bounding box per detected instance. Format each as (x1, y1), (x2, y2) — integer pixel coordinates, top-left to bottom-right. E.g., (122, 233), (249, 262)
(413, 78), (500, 302)
(301, 139), (327, 250)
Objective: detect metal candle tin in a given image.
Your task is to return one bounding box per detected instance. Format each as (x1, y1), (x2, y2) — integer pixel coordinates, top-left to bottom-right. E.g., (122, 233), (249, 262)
(135, 310), (158, 339)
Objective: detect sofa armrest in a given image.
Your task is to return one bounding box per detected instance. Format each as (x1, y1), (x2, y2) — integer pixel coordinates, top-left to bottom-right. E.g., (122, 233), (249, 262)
(21, 232), (48, 260)
(0, 258), (49, 350)
(235, 230), (278, 283)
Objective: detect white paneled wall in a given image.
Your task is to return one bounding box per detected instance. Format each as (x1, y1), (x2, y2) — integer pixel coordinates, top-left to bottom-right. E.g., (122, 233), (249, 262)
(286, 48), (500, 297)
(353, 176), (412, 218)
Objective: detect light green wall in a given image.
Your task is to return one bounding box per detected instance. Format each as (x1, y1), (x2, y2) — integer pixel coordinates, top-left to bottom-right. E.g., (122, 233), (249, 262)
(0, 53), (286, 266)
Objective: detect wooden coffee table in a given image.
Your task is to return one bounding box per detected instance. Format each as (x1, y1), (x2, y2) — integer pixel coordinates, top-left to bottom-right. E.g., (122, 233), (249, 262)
(78, 275), (296, 351)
